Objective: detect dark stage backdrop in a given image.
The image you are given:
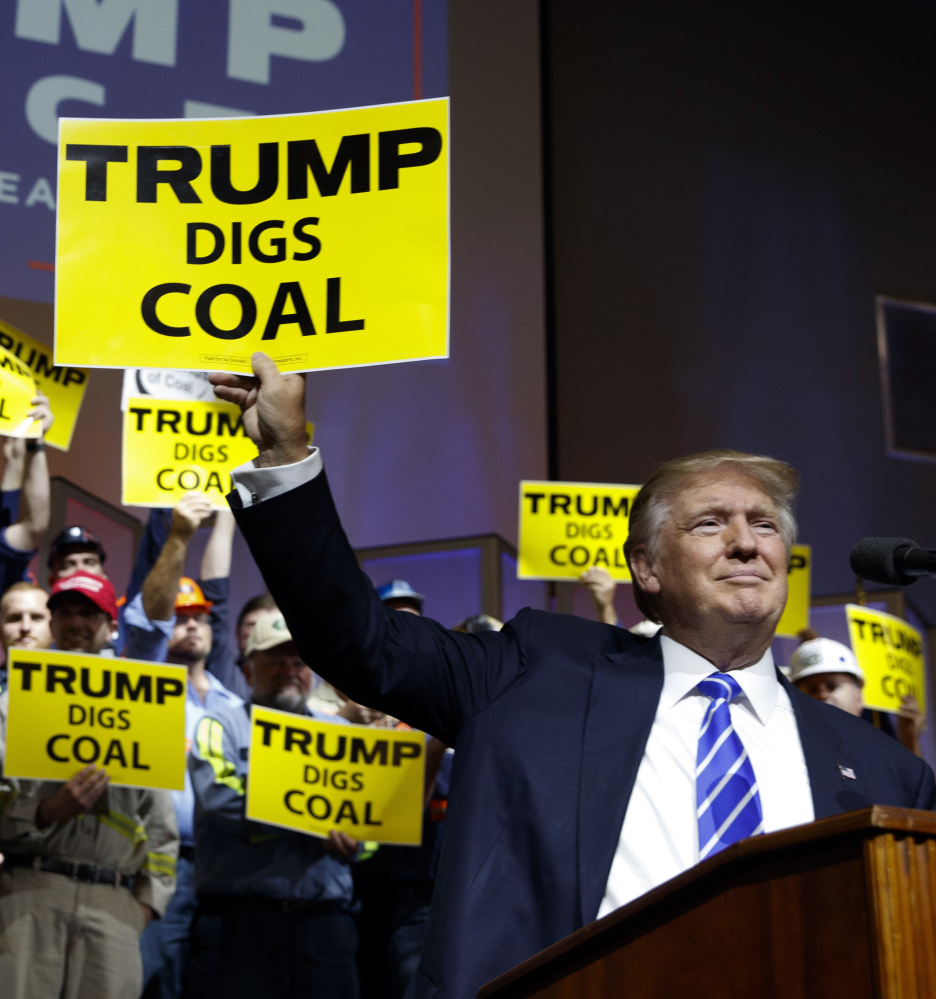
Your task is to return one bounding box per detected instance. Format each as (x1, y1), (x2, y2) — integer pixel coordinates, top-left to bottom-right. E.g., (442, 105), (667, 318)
(544, 0), (936, 623)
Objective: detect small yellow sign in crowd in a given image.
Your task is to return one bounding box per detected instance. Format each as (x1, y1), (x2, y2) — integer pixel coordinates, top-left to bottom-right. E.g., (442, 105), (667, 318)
(775, 544), (811, 638)
(0, 319), (89, 451)
(247, 707), (426, 845)
(4, 649), (187, 791)
(55, 99), (449, 375)
(517, 480), (641, 581)
(846, 604), (927, 715)
(122, 397), (261, 509)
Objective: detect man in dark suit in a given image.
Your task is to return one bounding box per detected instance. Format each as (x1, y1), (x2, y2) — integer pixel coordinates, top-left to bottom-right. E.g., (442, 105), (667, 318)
(211, 354), (935, 999)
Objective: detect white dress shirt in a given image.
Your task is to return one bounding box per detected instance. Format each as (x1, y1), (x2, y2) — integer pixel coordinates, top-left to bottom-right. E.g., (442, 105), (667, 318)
(231, 451), (817, 917)
(597, 634), (814, 916)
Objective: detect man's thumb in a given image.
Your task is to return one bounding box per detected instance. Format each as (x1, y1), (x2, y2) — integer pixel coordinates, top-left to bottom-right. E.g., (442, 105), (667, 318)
(251, 351), (282, 384)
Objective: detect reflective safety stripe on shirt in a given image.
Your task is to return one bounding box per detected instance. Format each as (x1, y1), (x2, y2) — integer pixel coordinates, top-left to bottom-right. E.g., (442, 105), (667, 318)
(196, 717), (245, 796)
(142, 851), (177, 878)
(99, 810), (147, 847)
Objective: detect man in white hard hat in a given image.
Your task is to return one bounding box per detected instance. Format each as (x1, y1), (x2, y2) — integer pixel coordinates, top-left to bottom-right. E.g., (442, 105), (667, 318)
(789, 638), (865, 718)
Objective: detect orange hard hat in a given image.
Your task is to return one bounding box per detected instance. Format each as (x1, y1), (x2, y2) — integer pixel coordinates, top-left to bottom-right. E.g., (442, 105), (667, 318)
(175, 577), (213, 614)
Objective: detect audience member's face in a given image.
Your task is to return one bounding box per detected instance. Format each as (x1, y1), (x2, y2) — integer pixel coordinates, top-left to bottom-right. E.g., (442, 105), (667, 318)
(635, 467), (788, 633)
(244, 640), (313, 712)
(168, 609), (212, 665)
(384, 598), (421, 616)
(1, 589), (52, 653)
(52, 547), (106, 581)
(796, 672), (864, 717)
(236, 607), (277, 655)
(51, 594), (113, 653)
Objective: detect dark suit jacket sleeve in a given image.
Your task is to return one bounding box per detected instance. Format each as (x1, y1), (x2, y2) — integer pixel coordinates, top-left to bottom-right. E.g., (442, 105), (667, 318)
(230, 471), (528, 745)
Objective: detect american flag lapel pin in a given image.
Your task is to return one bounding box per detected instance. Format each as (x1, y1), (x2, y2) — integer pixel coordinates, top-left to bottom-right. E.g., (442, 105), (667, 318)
(838, 765), (857, 780)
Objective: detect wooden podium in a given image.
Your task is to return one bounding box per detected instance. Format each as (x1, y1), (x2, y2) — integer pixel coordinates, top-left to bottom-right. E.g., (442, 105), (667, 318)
(478, 807), (936, 999)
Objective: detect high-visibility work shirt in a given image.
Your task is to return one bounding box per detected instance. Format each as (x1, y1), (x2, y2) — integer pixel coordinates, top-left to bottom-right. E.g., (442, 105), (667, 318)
(189, 699), (354, 902)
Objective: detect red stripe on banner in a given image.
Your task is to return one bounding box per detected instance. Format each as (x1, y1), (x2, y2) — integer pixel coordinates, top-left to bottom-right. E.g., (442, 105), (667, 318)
(28, 261), (55, 272)
(413, 0), (422, 99)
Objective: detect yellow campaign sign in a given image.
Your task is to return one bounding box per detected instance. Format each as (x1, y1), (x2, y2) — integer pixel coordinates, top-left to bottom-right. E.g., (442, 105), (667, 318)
(0, 343), (41, 440)
(775, 544), (811, 638)
(246, 706), (425, 845)
(55, 99), (449, 375)
(0, 319), (89, 451)
(122, 397), (260, 509)
(845, 604), (927, 715)
(517, 480), (641, 581)
(4, 648), (187, 790)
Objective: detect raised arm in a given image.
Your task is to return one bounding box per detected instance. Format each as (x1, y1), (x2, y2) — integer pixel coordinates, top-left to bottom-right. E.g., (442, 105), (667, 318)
(141, 493), (213, 622)
(211, 354), (526, 745)
(4, 394), (53, 553)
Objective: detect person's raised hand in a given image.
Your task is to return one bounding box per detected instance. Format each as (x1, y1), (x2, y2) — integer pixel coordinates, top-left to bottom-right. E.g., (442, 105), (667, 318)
(171, 492), (214, 542)
(209, 352), (307, 468)
(28, 392), (54, 437)
(36, 764), (109, 827)
(579, 567), (618, 625)
(323, 829), (359, 860)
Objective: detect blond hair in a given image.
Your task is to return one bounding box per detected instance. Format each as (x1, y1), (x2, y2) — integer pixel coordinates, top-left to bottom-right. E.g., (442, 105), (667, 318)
(623, 450), (799, 622)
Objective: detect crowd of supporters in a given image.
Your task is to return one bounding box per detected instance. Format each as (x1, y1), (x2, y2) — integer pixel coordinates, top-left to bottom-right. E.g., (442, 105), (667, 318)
(0, 413), (927, 999)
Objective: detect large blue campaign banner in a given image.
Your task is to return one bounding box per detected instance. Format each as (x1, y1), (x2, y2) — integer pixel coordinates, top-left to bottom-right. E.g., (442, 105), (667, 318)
(0, 0), (447, 304)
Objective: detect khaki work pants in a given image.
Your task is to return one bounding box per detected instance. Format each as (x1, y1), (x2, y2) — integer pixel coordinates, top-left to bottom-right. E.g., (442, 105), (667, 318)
(0, 866), (146, 999)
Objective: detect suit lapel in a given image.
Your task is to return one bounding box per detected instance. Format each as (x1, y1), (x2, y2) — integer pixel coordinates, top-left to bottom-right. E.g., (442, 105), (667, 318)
(576, 637), (664, 926)
(783, 672), (866, 818)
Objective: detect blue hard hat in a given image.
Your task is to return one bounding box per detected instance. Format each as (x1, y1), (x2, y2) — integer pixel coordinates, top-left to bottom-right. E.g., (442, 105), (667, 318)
(377, 579), (425, 607)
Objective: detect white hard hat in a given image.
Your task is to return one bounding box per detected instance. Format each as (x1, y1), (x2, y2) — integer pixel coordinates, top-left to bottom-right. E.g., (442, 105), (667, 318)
(788, 637), (864, 685)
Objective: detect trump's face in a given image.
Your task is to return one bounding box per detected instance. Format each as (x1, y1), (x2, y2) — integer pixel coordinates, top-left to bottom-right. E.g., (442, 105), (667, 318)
(634, 467), (788, 633)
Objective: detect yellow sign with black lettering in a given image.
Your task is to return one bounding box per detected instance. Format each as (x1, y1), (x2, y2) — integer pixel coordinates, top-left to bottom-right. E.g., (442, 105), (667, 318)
(845, 604), (927, 715)
(246, 707), (425, 845)
(0, 319), (89, 451)
(122, 397), (260, 509)
(775, 544), (811, 638)
(517, 480), (641, 581)
(4, 649), (187, 790)
(0, 344), (41, 440)
(55, 99), (449, 374)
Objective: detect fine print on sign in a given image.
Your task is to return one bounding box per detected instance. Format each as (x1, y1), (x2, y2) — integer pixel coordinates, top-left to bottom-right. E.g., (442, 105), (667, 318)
(0, 319), (89, 451)
(775, 544), (811, 638)
(4, 649), (187, 791)
(120, 367), (216, 411)
(123, 397), (262, 509)
(55, 98), (449, 375)
(517, 480), (642, 582)
(845, 604), (927, 716)
(246, 706), (426, 845)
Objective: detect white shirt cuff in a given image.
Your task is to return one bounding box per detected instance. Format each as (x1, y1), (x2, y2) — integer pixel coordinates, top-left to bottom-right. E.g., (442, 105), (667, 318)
(230, 447), (323, 507)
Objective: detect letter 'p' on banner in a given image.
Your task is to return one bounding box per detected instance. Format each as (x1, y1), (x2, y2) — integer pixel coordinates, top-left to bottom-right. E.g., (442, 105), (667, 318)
(246, 706), (425, 845)
(517, 480), (642, 582)
(54, 99), (449, 375)
(4, 649), (187, 790)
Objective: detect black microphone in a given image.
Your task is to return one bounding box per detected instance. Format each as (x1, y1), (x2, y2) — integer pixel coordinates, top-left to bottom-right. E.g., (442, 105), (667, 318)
(849, 537), (936, 586)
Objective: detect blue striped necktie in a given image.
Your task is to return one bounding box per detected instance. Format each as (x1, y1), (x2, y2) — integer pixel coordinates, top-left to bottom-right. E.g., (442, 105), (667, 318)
(696, 672), (764, 860)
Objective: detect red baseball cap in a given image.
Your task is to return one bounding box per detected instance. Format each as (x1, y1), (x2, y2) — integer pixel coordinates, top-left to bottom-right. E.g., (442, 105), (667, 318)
(48, 572), (119, 622)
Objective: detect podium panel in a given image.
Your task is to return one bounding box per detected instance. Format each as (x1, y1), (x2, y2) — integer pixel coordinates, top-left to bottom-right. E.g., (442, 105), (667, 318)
(479, 808), (936, 999)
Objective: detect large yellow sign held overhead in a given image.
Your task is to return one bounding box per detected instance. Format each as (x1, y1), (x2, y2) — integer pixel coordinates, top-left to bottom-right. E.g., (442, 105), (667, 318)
(775, 544), (811, 638)
(0, 320), (88, 451)
(4, 649), (187, 791)
(246, 707), (425, 845)
(0, 344), (42, 440)
(517, 480), (641, 581)
(845, 604), (927, 716)
(55, 99), (449, 375)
